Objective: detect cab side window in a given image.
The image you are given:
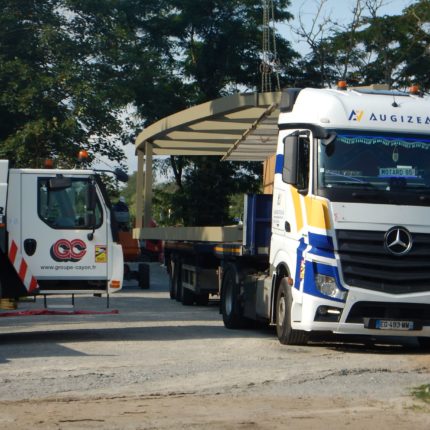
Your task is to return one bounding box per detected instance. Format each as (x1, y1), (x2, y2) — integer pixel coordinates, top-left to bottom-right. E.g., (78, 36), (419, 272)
(38, 178), (102, 229)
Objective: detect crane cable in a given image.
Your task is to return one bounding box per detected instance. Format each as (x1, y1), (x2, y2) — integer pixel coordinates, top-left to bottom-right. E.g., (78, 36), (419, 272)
(261, 0), (281, 93)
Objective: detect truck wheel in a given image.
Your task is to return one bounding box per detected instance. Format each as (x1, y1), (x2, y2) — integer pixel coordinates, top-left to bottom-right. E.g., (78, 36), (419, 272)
(167, 260), (175, 300)
(174, 263), (183, 302)
(182, 287), (195, 306)
(169, 260), (180, 300)
(276, 278), (309, 345)
(124, 264), (131, 281)
(138, 264), (150, 289)
(221, 265), (246, 329)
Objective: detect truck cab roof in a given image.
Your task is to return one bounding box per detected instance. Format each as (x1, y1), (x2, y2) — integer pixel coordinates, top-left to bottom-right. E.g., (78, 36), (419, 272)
(279, 87), (430, 135)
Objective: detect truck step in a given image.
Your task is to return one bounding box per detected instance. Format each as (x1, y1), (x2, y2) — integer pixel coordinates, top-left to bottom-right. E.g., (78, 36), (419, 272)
(45, 304), (75, 310)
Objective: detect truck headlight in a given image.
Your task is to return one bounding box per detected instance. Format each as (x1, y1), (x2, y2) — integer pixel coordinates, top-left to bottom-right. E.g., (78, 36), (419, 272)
(314, 274), (346, 301)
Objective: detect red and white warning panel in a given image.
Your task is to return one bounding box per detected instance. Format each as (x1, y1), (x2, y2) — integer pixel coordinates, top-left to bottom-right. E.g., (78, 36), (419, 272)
(9, 240), (39, 293)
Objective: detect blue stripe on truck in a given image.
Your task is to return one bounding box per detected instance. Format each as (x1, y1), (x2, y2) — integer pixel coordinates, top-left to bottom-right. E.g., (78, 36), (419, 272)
(275, 153), (284, 174)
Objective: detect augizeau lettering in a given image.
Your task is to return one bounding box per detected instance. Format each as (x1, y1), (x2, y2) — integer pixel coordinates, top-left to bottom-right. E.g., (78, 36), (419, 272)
(367, 113), (430, 124)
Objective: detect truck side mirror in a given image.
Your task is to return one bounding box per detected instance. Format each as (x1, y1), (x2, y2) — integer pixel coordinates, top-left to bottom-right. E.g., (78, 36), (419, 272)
(114, 168), (128, 183)
(282, 134), (299, 185)
(87, 182), (97, 211)
(86, 183), (97, 240)
(321, 131), (337, 147)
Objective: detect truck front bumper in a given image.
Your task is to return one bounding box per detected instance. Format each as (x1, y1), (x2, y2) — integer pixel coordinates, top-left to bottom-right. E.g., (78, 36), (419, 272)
(292, 286), (430, 338)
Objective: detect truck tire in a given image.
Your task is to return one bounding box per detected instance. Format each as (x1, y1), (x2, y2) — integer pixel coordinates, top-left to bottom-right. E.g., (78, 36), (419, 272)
(182, 286), (195, 306)
(168, 259), (182, 300)
(138, 263), (150, 289)
(169, 260), (179, 299)
(173, 261), (183, 302)
(221, 265), (247, 329)
(276, 278), (309, 345)
(124, 263), (131, 281)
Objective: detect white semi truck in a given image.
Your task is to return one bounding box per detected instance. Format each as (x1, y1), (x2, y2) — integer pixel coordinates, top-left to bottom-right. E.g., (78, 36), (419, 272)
(258, 84), (430, 347)
(136, 84), (430, 348)
(0, 159), (126, 304)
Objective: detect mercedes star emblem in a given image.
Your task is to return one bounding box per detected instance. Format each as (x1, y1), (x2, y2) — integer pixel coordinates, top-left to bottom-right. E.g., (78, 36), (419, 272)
(384, 226), (413, 256)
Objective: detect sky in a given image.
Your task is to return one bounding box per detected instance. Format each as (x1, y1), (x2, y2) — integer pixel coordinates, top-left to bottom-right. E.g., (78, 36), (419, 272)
(117, 0), (415, 173)
(282, 0), (412, 54)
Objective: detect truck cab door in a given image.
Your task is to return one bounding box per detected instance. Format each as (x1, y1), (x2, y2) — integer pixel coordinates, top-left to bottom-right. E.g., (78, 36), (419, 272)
(273, 133), (310, 239)
(21, 173), (109, 286)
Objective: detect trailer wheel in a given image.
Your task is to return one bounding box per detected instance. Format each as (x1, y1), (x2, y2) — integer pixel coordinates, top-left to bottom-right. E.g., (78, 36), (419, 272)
(138, 263), (150, 289)
(221, 265), (246, 329)
(169, 260), (180, 300)
(276, 278), (309, 345)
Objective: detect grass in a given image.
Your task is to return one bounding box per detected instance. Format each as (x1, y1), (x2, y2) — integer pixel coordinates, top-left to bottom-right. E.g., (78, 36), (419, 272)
(411, 384), (430, 404)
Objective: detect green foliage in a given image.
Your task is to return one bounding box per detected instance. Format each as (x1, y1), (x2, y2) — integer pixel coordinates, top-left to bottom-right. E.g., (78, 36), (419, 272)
(0, 0), (129, 168)
(117, 170), (138, 223)
(155, 157), (261, 226)
(412, 384), (430, 403)
(3, 0), (430, 226)
(140, 0), (294, 226)
(167, 0), (296, 100)
(152, 182), (180, 226)
(298, 0), (430, 90)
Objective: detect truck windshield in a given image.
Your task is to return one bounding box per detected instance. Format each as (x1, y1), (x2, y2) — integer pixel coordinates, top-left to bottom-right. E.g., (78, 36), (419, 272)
(317, 131), (430, 204)
(38, 177), (103, 229)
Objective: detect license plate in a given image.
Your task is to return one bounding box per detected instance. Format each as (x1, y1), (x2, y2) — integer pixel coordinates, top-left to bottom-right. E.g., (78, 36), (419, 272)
(375, 319), (414, 331)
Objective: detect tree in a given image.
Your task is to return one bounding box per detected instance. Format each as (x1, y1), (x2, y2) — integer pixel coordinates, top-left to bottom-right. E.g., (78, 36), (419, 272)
(140, 0), (296, 225)
(164, 0), (296, 101)
(1, 1), (299, 225)
(0, 0), (133, 168)
(385, 0), (430, 90)
(165, 158), (262, 226)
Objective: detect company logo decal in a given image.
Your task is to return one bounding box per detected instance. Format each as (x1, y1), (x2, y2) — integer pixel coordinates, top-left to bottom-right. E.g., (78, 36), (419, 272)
(384, 227), (412, 256)
(50, 239), (87, 262)
(348, 110), (364, 122)
(348, 110), (430, 125)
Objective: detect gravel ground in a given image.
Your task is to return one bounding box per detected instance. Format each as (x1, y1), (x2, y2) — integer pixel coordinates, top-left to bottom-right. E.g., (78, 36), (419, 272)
(0, 263), (429, 429)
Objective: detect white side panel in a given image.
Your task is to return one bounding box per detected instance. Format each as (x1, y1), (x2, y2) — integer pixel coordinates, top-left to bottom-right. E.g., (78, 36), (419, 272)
(0, 160), (8, 219)
(6, 171), (21, 248)
(21, 173), (109, 281)
(108, 243), (124, 293)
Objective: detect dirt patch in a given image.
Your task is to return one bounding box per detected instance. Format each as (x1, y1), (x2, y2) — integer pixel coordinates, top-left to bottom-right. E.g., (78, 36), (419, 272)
(1, 393), (429, 430)
(0, 263), (429, 429)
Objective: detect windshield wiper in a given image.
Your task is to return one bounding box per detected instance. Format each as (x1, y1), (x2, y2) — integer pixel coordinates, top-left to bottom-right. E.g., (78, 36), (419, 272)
(328, 180), (377, 189)
(351, 190), (381, 199)
(405, 187), (430, 201)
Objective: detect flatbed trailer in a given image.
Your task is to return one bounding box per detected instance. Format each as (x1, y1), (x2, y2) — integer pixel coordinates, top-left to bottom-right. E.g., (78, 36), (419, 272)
(163, 194), (272, 306)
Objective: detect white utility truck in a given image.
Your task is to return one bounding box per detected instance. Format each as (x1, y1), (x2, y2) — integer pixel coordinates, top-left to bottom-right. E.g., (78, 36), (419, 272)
(0, 159), (126, 304)
(137, 84), (430, 348)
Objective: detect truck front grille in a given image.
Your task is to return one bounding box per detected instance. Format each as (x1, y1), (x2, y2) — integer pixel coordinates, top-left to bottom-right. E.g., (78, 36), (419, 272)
(336, 230), (430, 294)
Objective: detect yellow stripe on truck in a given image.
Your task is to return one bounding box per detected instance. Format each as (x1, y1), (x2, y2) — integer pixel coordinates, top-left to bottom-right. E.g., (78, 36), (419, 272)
(290, 188), (303, 232)
(304, 196), (331, 230)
